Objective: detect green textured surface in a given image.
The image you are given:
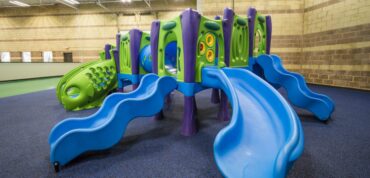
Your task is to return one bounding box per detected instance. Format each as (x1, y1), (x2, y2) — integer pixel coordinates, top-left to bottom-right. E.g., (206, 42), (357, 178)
(229, 15), (249, 67)
(117, 31), (151, 75)
(157, 16), (184, 80)
(155, 13), (227, 83)
(162, 21), (177, 31)
(56, 61), (98, 101)
(120, 33), (132, 74)
(254, 13), (267, 56)
(57, 59), (117, 111)
(195, 16), (225, 82)
(0, 77), (60, 98)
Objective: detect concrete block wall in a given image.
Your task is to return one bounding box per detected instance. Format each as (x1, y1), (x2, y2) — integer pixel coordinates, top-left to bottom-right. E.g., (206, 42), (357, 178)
(301, 0), (370, 90)
(0, 5), (117, 63)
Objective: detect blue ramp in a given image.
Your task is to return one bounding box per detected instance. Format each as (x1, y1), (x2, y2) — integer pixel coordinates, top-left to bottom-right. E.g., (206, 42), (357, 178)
(202, 67), (304, 178)
(256, 54), (335, 121)
(49, 74), (177, 168)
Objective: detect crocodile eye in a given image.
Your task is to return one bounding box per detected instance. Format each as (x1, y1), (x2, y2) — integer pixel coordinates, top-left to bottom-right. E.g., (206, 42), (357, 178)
(66, 87), (80, 99)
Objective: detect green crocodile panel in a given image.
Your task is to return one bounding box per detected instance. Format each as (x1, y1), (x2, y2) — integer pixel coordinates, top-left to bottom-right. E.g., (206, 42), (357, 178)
(57, 55), (117, 111)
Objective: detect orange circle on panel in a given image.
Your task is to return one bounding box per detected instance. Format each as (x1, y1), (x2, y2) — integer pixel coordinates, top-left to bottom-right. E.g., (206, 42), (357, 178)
(199, 42), (206, 54)
(206, 34), (214, 47)
(206, 49), (214, 63)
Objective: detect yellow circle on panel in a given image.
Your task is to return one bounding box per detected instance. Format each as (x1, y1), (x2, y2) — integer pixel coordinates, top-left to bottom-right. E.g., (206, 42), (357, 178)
(199, 42), (206, 55)
(206, 34), (215, 47)
(206, 49), (214, 63)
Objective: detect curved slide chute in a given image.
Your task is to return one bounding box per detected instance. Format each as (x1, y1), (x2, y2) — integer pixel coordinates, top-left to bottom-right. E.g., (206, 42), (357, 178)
(49, 74), (177, 166)
(256, 54), (334, 120)
(201, 67), (304, 178)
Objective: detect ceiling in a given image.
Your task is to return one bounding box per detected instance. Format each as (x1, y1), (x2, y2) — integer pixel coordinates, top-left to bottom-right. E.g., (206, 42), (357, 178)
(0, 0), (194, 9)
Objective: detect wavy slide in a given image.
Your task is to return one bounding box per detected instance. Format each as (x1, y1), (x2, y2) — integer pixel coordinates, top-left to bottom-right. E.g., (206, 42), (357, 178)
(49, 74), (177, 169)
(202, 67), (304, 177)
(256, 54), (335, 121)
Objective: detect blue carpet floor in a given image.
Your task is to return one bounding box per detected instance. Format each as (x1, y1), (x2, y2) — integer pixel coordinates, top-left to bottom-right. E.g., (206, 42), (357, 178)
(0, 85), (369, 178)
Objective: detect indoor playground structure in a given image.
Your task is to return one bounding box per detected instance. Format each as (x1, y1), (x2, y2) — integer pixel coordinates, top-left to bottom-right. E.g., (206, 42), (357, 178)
(50, 7), (335, 177)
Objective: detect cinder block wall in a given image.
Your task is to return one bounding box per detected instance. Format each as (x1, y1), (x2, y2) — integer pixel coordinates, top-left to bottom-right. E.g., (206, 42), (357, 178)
(302, 0), (370, 90)
(0, 5), (117, 63)
(198, 0), (370, 90)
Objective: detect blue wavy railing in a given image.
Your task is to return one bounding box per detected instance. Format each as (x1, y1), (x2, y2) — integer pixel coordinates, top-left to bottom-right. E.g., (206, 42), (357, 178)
(256, 54), (335, 120)
(49, 74), (177, 167)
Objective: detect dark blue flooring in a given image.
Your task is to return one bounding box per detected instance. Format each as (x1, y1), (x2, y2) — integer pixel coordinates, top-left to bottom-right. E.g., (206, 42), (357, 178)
(0, 85), (369, 178)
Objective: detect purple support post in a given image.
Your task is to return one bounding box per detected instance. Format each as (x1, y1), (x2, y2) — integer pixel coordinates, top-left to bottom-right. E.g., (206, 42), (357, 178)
(104, 44), (112, 59)
(129, 29), (143, 90)
(113, 49), (123, 92)
(266, 15), (272, 54)
(114, 34), (123, 92)
(218, 91), (230, 121)
(115, 34), (121, 73)
(182, 96), (198, 135)
(222, 8), (234, 67)
(211, 89), (220, 103)
(212, 8), (235, 121)
(150, 21), (164, 120)
(210, 15), (223, 104)
(247, 7), (257, 58)
(181, 9), (201, 136)
(150, 20), (160, 74)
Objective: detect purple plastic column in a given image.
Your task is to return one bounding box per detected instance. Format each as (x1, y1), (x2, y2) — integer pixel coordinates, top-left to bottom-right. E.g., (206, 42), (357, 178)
(218, 91), (230, 121)
(129, 29), (143, 90)
(211, 89), (220, 103)
(266, 15), (272, 54)
(223, 8), (234, 67)
(210, 15), (223, 104)
(211, 8), (234, 121)
(104, 44), (112, 60)
(113, 49), (123, 92)
(247, 7), (257, 58)
(150, 21), (164, 120)
(115, 34), (121, 72)
(150, 21), (160, 74)
(114, 34), (123, 92)
(181, 9), (201, 136)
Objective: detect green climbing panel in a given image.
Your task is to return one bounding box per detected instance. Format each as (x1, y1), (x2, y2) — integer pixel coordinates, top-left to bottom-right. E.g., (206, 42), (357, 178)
(254, 13), (267, 56)
(229, 15), (249, 67)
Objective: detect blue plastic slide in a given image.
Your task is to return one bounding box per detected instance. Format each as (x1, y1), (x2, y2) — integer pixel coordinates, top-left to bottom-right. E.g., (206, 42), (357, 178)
(49, 74), (177, 167)
(201, 67), (304, 177)
(256, 54), (335, 120)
